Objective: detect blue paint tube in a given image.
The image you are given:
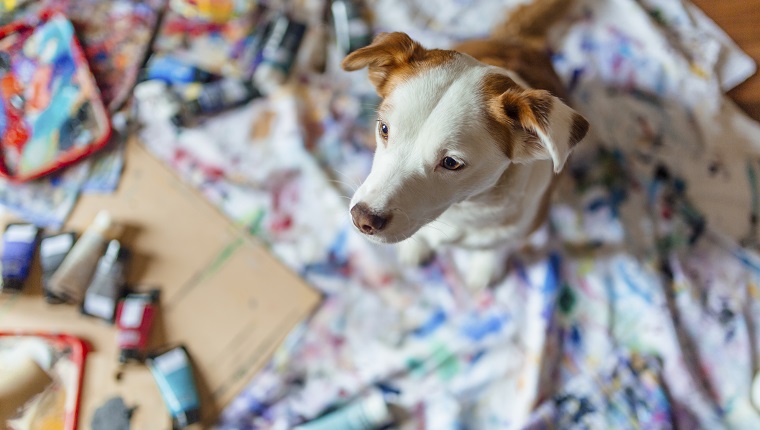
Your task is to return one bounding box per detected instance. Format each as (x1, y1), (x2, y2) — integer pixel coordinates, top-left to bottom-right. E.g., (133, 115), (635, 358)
(147, 346), (201, 429)
(142, 56), (216, 85)
(294, 390), (393, 430)
(1, 223), (40, 293)
(39, 232), (77, 303)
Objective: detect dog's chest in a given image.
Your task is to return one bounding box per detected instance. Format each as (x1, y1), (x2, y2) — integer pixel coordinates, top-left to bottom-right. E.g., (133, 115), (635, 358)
(434, 160), (554, 248)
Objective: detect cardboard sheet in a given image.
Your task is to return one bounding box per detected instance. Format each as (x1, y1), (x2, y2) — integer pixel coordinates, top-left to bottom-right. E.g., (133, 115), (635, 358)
(0, 140), (321, 428)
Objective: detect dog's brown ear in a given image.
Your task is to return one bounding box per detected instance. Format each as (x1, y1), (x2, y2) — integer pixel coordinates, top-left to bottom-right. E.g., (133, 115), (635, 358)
(341, 32), (426, 97)
(500, 89), (589, 173)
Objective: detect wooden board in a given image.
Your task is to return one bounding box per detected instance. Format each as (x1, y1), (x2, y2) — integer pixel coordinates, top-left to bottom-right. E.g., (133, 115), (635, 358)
(0, 140), (321, 428)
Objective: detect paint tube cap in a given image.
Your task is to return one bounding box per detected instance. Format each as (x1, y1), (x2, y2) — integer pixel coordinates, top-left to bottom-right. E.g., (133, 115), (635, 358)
(90, 211), (113, 235)
(119, 348), (141, 364)
(361, 390), (392, 428)
(0, 277), (25, 293)
(89, 211), (123, 240)
(172, 407), (201, 429)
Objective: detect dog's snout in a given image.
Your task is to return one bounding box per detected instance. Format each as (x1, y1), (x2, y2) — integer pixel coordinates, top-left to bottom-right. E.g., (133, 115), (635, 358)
(350, 203), (391, 235)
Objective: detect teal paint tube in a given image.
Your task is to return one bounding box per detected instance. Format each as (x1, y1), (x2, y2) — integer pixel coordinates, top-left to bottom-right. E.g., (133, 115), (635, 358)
(294, 390), (392, 430)
(147, 346), (201, 429)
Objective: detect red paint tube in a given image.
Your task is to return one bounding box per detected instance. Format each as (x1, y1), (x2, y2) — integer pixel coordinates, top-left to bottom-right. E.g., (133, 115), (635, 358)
(115, 289), (160, 363)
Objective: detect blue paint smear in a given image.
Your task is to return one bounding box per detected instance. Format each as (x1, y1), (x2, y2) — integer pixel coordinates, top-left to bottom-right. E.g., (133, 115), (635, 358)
(568, 67), (584, 93)
(413, 309), (447, 338)
(543, 253), (562, 296)
(569, 324), (582, 346)
(469, 350), (485, 365)
(586, 197), (608, 212)
(376, 382), (401, 396)
(301, 228), (350, 278)
(461, 314), (508, 342)
(0, 99), (6, 137)
(617, 260), (655, 303)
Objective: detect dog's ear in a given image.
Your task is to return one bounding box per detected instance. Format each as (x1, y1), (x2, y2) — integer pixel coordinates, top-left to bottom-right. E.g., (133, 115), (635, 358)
(500, 89), (589, 173)
(341, 32), (426, 97)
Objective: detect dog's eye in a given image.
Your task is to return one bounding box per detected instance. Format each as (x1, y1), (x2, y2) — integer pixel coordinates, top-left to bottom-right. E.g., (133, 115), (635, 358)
(378, 121), (389, 139)
(441, 156), (463, 170)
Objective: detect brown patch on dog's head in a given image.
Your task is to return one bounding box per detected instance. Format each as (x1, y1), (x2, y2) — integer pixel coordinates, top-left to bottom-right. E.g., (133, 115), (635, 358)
(481, 73), (589, 173)
(341, 32), (456, 97)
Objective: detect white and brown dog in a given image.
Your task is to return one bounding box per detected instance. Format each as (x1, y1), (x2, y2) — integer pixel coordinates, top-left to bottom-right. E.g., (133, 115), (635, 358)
(343, 0), (589, 289)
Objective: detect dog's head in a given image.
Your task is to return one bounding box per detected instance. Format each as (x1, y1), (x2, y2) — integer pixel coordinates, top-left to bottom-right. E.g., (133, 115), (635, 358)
(343, 32), (588, 243)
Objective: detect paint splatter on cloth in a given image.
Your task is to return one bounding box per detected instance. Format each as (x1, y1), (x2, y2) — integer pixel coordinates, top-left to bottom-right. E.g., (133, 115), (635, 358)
(133, 0), (760, 428)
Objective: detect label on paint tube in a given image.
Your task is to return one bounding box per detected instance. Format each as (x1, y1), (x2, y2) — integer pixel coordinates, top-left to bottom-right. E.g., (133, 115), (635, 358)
(154, 347), (187, 374)
(117, 330), (140, 345)
(120, 299), (146, 328)
(41, 234), (74, 257)
(83, 295), (116, 321)
(5, 224), (37, 243)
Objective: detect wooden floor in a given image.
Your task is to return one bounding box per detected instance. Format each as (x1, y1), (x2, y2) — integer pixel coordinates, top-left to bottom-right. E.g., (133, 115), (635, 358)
(692, 0), (760, 121)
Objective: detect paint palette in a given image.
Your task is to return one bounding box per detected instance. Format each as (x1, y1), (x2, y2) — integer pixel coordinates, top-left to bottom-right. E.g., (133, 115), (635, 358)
(0, 10), (111, 182)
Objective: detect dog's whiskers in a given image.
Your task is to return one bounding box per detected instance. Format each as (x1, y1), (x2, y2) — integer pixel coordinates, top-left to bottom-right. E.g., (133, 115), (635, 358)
(327, 168), (361, 194)
(327, 178), (358, 192)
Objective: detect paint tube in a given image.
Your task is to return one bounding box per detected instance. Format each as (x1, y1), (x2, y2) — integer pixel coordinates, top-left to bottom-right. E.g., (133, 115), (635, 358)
(142, 55), (216, 85)
(174, 78), (262, 126)
(331, 0), (373, 55)
(115, 289), (160, 362)
(243, 9), (275, 73)
(39, 232), (77, 303)
(147, 345), (201, 429)
(252, 14), (307, 94)
(48, 211), (118, 303)
(82, 240), (131, 322)
(1, 223), (40, 293)
(294, 389), (393, 430)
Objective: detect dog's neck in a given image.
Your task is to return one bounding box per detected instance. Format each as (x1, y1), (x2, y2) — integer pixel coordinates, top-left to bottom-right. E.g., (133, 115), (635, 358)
(452, 158), (555, 227)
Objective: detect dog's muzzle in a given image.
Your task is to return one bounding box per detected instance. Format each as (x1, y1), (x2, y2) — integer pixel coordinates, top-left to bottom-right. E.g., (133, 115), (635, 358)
(350, 203), (392, 235)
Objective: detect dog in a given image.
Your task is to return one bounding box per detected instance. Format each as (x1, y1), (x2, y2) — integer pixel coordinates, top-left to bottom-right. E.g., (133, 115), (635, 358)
(342, 0), (589, 290)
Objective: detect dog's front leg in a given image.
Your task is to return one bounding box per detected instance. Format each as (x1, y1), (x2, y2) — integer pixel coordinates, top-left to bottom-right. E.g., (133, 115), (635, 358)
(463, 249), (505, 292)
(398, 236), (434, 266)
(398, 220), (461, 266)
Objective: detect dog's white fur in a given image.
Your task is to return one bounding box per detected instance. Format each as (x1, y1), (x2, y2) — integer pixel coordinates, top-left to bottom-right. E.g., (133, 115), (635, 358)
(344, 19), (588, 290)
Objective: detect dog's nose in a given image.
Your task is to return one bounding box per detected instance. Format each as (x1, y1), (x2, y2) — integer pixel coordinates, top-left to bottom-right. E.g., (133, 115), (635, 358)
(350, 203), (390, 235)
